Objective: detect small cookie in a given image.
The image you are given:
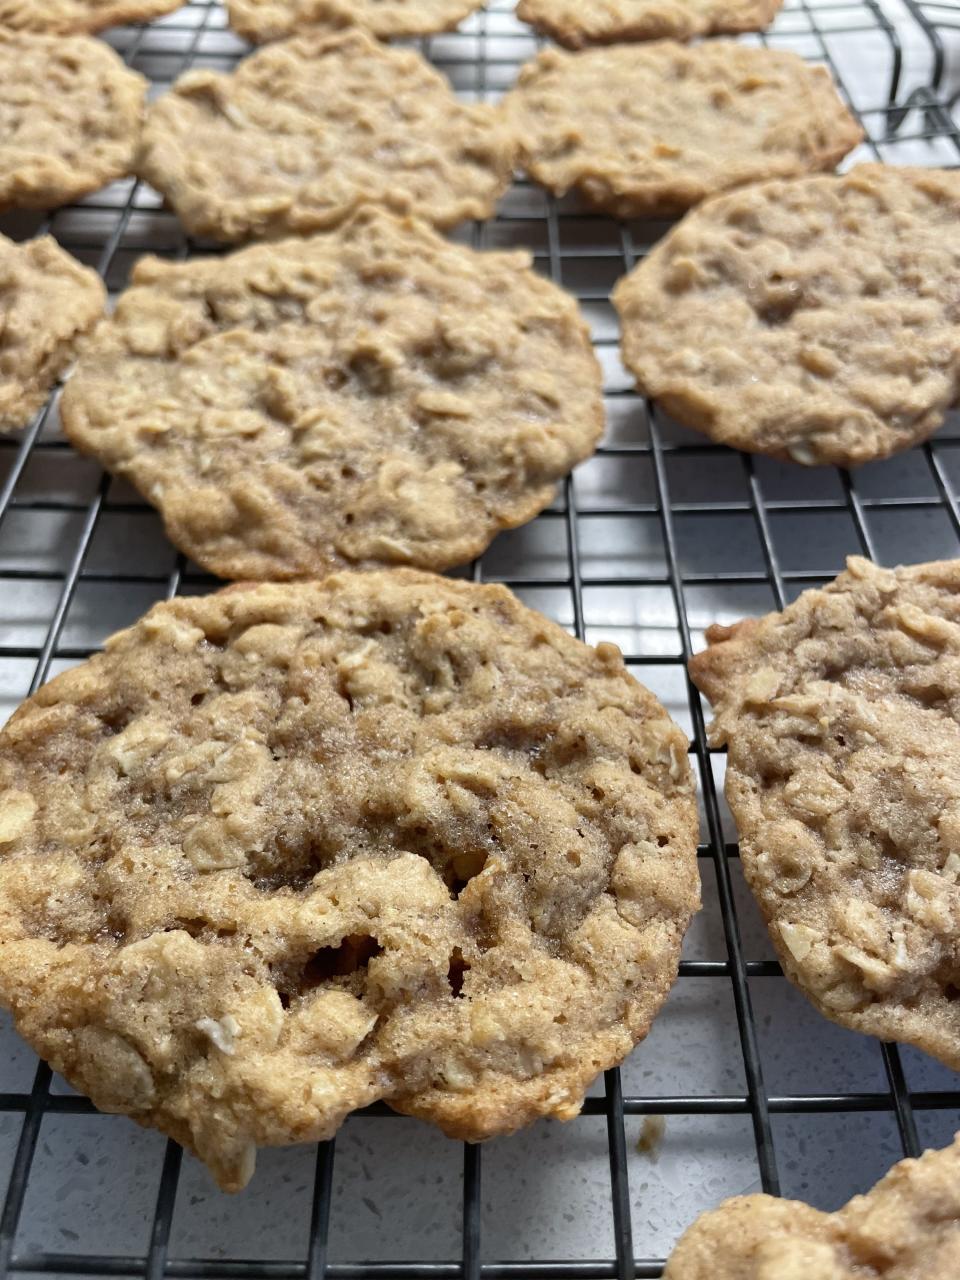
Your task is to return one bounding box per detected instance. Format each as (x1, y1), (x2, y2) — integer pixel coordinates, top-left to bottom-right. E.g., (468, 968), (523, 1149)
(517, 0), (783, 47)
(664, 1134), (960, 1279)
(0, 0), (183, 32)
(689, 557), (960, 1070)
(0, 234), (105, 432)
(0, 570), (699, 1189)
(503, 41), (862, 218)
(136, 29), (513, 241)
(61, 207), (603, 580)
(614, 165), (960, 468)
(0, 31), (147, 211)
(227, 0), (484, 43)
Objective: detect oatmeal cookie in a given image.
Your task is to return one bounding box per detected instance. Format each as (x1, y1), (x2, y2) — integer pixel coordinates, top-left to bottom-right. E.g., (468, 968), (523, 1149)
(0, 0), (183, 32)
(614, 166), (960, 468)
(516, 0), (783, 47)
(136, 29), (513, 242)
(61, 208), (602, 581)
(503, 41), (862, 218)
(0, 233), (105, 432)
(664, 1134), (960, 1279)
(227, 0), (484, 42)
(689, 557), (960, 1069)
(0, 570), (699, 1188)
(0, 31), (147, 211)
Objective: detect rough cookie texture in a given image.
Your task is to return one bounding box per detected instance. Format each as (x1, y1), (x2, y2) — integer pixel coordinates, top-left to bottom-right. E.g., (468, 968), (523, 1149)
(61, 208), (602, 581)
(614, 166), (960, 468)
(516, 0), (783, 47)
(0, 234), (105, 432)
(227, 0), (484, 42)
(664, 1135), (960, 1279)
(503, 42), (862, 218)
(689, 557), (960, 1069)
(0, 0), (183, 32)
(0, 571), (699, 1189)
(0, 31), (147, 211)
(136, 29), (513, 242)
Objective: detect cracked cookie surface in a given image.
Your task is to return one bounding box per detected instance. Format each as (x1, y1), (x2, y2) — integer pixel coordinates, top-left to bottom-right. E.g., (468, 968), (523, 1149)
(614, 166), (960, 468)
(0, 31), (147, 211)
(690, 557), (960, 1069)
(516, 0), (783, 46)
(664, 1134), (960, 1279)
(0, 0), (182, 31)
(136, 29), (513, 242)
(0, 570), (699, 1188)
(61, 208), (603, 581)
(0, 233), (105, 432)
(227, 0), (484, 42)
(503, 41), (861, 218)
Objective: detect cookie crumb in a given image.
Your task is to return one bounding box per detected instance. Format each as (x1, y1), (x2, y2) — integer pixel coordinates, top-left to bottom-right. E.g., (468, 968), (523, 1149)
(637, 1114), (666, 1161)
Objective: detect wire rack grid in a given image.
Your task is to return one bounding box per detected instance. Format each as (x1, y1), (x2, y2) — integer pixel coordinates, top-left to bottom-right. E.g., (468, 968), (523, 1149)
(0, 0), (959, 1276)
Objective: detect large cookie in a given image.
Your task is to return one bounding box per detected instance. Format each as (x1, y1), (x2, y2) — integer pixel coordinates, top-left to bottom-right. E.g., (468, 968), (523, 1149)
(516, 0), (783, 46)
(0, 570), (700, 1189)
(503, 42), (862, 218)
(614, 166), (960, 468)
(0, 31), (147, 211)
(0, 0), (182, 31)
(689, 557), (960, 1069)
(136, 29), (513, 242)
(61, 208), (603, 581)
(664, 1135), (960, 1279)
(0, 234), (105, 432)
(227, 0), (484, 42)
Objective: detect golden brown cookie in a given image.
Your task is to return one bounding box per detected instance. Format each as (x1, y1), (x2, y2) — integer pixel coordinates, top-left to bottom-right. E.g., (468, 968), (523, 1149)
(0, 0), (182, 31)
(503, 41), (862, 218)
(61, 208), (603, 581)
(613, 166), (960, 468)
(0, 570), (699, 1189)
(0, 234), (105, 432)
(516, 0), (783, 46)
(0, 30), (147, 211)
(690, 557), (960, 1070)
(227, 0), (484, 42)
(136, 29), (513, 242)
(664, 1135), (960, 1279)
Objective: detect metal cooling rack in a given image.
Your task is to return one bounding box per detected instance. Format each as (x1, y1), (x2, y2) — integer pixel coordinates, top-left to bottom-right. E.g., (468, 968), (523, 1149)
(0, 0), (959, 1276)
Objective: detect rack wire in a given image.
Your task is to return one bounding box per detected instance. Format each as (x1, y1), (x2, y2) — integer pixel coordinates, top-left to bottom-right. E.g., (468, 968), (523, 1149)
(0, 0), (959, 1276)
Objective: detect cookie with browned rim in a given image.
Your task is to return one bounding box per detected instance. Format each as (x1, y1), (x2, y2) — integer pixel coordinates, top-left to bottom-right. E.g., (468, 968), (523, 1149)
(517, 0), (783, 47)
(664, 1134), (960, 1279)
(614, 165), (960, 467)
(227, 0), (484, 42)
(690, 556), (960, 1070)
(0, 0), (182, 31)
(61, 208), (603, 580)
(0, 570), (699, 1188)
(0, 234), (105, 432)
(503, 41), (861, 218)
(0, 31), (146, 210)
(137, 29), (513, 241)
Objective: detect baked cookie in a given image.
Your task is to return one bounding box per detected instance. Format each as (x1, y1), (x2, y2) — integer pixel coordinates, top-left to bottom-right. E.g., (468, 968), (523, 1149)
(0, 234), (105, 432)
(614, 166), (960, 468)
(516, 0), (783, 47)
(61, 208), (603, 581)
(689, 557), (960, 1069)
(136, 29), (513, 242)
(0, 0), (183, 32)
(227, 0), (484, 43)
(0, 570), (699, 1188)
(664, 1134), (960, 1279)
(503, 42), (862, 218)
(0, 31), (147, 211)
